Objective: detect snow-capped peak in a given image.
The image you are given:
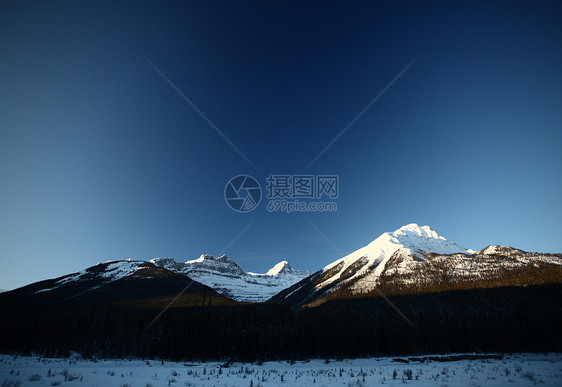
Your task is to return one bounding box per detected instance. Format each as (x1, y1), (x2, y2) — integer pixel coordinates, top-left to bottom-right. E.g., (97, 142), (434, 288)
(149, 257), (175, 265)
(393, 223), (445, 241)
(149, 254), (308, 302)
(319, 224), (468, 291)
(57, 260), (147, 286)
(185, 254), (214, 264)
(216, 254), (234, 263)
(389, 223), (467, 255)
(266, 261), (293, 276)
(183, 254), (236, 264)
(481, 245), (501, 255)
(479, 245), (523, 256)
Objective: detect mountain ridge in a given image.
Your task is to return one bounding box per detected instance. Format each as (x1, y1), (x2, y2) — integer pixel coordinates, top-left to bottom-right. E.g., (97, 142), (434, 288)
(5, 253), (309, 303)
(270, 223), (562, 307)
(3, 223), (561, 306)
(150, 254), (310, 302)
(1, 223), (561, 361)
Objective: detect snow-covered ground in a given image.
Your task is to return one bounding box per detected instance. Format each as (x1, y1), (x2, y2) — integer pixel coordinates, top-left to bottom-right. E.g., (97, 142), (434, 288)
(1, 353), (560, 386)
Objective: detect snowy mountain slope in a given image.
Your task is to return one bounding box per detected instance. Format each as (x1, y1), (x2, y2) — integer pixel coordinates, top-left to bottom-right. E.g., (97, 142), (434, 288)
(3, 259), (235, 311)
(150, 255), (309, 302)
(6, 223), (560, 306)
(21, 253), (309, 303)
(33, 260), (162, 294)
(271, 223), (562, 307)
(317, 223), (468, 291)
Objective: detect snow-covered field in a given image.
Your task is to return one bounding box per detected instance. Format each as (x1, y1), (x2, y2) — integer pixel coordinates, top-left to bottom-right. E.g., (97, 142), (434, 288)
(1, 353), (561, 386)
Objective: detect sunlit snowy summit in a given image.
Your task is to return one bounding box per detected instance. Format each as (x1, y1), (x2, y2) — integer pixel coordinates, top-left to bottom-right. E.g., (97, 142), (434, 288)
(150, 255), (309, 302)
(272, 223), (562, 307)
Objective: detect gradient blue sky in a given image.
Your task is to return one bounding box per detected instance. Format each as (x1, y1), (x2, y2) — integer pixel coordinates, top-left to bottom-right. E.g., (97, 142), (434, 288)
(1, 1), (561, 290)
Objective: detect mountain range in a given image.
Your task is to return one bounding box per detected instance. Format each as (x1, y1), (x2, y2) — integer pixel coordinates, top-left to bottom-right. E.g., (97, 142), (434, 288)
(17, 254), (308, 304)
(1, 223), (561, 360)
(5, 223), (561, 305)
(272, 223), (562, 307)
(149, 255), (309, 302)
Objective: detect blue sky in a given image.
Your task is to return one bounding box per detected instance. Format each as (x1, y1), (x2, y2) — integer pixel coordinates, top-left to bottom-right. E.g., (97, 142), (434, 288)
(1, 1), (561, 290)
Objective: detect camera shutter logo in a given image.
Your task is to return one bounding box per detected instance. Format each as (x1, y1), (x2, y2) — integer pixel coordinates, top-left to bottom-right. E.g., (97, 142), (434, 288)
(224, 175), (262, 212)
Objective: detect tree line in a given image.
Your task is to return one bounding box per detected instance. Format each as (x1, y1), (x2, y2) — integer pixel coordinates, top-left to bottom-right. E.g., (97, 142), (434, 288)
(1, 280), (560, 361)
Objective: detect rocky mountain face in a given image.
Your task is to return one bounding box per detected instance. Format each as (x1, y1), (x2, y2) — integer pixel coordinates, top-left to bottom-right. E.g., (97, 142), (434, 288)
(15, 253), (309, 303)
(150, 255), (310, 302)
(3, 259), (235, 315)
(271, 224), (562, 307)
(11, 224), (561, 306)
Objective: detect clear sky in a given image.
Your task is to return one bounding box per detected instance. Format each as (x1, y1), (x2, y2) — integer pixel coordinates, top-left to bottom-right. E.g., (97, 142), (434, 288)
(1, 1), (561, 290)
